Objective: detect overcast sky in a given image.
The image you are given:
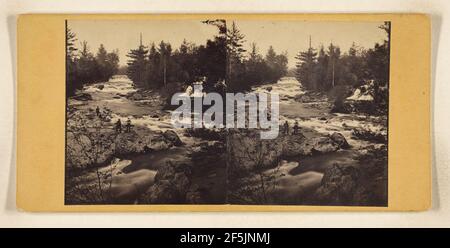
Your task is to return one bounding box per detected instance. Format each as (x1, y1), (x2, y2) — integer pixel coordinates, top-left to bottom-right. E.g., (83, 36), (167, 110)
(69, 19), (387, 68)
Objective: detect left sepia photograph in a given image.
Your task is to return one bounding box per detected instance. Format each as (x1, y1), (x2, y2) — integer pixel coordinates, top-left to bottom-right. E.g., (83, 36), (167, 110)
(65, 19), (228, 204)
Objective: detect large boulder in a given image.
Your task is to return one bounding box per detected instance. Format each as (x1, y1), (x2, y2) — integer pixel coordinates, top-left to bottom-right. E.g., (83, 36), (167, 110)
(227, 129), (283, 171)
(66, 109), (176, 169)
(163, 130), (183, 146)
(310, 136), (340, 154)
(129, 92), (144, 101)
(140, 160), (192, 203)
(227, 129), (350, 172)
(281, 133), (312, 157)
(330, 132), (350, 149)
(314, 164), (369, 205)
(66, 131), (116, 169)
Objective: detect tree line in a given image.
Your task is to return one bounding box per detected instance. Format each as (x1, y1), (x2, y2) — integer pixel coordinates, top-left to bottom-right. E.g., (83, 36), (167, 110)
(295, 22), (390, 92)
(126, 20), (288, 93)
(66, 28), (120, 96)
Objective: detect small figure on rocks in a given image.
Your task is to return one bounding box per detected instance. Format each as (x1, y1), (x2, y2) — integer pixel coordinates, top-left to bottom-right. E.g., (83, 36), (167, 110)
(126, 118), (132, 133)
(283, 121), (289, 134)
(95, 106), (100, 117)
(115, 119), (122, 133)
(293, 121), (300, 135)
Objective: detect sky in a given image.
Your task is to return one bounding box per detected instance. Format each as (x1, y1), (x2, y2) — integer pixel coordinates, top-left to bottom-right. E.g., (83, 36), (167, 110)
(69, 19), (219, 66)
(69, 19), (387, 68)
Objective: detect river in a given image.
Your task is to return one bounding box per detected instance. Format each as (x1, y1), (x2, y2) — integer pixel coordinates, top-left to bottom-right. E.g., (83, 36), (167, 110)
(67, 75), (387, 204)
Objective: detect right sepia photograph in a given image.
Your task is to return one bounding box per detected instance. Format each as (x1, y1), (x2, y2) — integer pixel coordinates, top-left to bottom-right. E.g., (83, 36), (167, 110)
(65, 19), (389, 207)
(225, 20), (389, 206)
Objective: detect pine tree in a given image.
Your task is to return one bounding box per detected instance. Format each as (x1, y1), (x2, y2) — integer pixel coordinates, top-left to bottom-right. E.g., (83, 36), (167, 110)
(77, 41), (97, 84)
(295, 36), (318, 89)
(244, 42), (265, 85)
(158, 41), (172, 87)
(126, 34), (148, 87)
(66, 27), (78, 96)
(146, 42), (160, 88)
(326, 42), (341, 88)
(226, 21), (246, 91)
(315, 45), (328, 90)
(201, 19), (227, 90)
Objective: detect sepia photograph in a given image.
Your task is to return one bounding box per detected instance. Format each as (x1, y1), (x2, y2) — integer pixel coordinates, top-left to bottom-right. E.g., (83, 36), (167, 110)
(65, 18), (389, 206)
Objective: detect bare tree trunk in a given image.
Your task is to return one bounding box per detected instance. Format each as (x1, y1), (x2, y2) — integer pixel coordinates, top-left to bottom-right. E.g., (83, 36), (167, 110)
(332, 60), (335, 88)
(163, 56), (167, 87)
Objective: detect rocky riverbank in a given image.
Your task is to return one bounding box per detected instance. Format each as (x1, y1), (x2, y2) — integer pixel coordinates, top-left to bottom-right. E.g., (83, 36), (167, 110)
(65, 75), (387, 206)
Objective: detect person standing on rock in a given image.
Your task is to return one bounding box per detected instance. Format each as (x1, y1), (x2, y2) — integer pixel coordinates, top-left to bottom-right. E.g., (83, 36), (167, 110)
(293, 120), (300, 135)
(283, 121), (289, 134)
(96, 106), (100, 117)
(115, 119), (122, 133)
(126, 118), (132, 133)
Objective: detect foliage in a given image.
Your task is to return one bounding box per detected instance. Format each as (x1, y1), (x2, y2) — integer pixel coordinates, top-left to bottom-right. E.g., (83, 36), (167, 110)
(295, 22), (390, 92)
(125, 20), (288, 93)
(66, 29), (120, 96)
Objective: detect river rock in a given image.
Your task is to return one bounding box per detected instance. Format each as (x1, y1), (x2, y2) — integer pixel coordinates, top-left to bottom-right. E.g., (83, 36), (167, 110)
(314, 163), (363, 205)
(66, 132), (94, 168)
(72, 93), (93, 101)
(163, 130), (183, 146)
(227, 129), (350, 172)
(227, 129), (283, 171)
(129, 92), (144, 101)
(330, 132), (350, 149)
(140, 160), (192, 203)
(281, 133), (311, 157)
(66, 131), (116, 169)
(66, 108), (178, 169)
(310, 136), (340, 154)
(114, 130), (171, 154)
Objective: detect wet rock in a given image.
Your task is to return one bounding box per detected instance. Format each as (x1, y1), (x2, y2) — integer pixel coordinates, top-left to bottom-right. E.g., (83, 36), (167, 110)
(163, 130), (183, 146)
(311, 136), (340, 154)
(227, 129), (283, 171)
(140, 160), (192, 203)
(330, 132), (350, 149)
(294, 91), (328, 103)
(314, 164), (366, 205)
(281, 133), (311, 157)
(72, 93), (93, 101)
(114, 131), (171, 154)
(227, 129), (349, 172)
(66, 132), (93, 168)
(129, 93), (144, 101)
(352, 127), (387, 144)
(66, 109), (175, 169)
(66, 131), (116, 169)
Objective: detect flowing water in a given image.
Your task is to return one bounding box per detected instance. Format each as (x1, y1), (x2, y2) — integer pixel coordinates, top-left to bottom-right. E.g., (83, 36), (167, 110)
(252, 77), (387, 199)
(69, 75), (386, 203)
